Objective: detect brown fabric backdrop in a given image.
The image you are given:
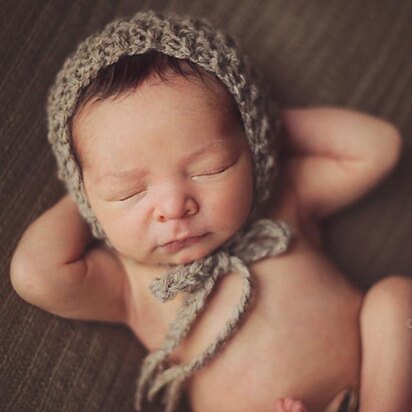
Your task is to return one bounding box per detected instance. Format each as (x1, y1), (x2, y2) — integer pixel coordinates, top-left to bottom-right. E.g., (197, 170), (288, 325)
(1, 0), (411, 411)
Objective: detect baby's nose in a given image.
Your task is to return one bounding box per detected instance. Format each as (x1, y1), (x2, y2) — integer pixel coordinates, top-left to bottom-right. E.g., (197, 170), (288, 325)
(153, 194), (199, 222)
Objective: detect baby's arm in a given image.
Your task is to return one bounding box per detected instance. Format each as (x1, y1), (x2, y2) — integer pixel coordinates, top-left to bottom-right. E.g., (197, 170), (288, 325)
(276, 107), (406, 412)
(10, 195), (129, 324)
(280, 107), (402, 221)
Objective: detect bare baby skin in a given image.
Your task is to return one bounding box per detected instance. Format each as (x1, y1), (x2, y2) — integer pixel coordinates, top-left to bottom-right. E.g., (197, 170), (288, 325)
(11, 73), (412, 412)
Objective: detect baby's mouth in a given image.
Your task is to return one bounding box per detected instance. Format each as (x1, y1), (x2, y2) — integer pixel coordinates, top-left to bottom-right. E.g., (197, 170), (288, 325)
(160, 233), (209, 253)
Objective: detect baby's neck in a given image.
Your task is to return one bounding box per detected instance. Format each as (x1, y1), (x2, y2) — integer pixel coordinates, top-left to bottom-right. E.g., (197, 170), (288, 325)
(117, 252), (187, 314)
(117, 251), (170, 279)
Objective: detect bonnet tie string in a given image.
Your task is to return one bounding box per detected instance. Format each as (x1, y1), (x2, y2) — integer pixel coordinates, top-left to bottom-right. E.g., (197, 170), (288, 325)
(135, 219), (292, 412)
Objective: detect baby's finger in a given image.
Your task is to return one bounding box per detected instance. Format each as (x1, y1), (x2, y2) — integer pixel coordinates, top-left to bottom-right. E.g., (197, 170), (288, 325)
(291, 399), (307, 412)
(274, 398), (287, 412)
(283, 397), (294, 409)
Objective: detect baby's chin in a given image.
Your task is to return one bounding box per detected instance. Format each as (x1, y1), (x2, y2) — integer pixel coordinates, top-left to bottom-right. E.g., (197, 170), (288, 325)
(158, 249), (210, 266)
(113, 247), (207, 268)
(154, 243), (220, 267)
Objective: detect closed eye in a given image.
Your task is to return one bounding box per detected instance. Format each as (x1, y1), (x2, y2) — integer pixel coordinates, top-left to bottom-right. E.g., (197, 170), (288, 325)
(118, 190), (147, 202)
(199, 166), (228, 176)
(192, 160), (237, 180)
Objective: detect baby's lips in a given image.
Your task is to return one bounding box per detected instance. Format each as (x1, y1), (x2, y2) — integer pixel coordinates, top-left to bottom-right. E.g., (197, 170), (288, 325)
(274, 397), (307, 412)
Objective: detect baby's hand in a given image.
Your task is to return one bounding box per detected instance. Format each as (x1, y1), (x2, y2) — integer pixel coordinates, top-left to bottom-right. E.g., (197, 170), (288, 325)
(275, 397), (308, 412)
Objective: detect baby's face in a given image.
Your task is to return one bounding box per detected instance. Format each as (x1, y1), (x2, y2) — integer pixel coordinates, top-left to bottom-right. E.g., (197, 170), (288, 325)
(72, 73), (254, 266)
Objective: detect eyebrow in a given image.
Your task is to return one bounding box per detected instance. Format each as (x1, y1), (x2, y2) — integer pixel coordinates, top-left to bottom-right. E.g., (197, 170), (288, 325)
(94, 139), (230, 184)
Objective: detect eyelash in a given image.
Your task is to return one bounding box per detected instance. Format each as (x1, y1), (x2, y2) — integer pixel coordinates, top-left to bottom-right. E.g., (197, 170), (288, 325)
(192, 165), (229, 178)
(117, 163), (235, 202)
(118, 190), (147, 202)
(192, 159), (238, 179)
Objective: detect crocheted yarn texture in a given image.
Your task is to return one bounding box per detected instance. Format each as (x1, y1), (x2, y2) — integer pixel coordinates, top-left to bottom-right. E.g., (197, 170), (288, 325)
(47, 10), (292, 412)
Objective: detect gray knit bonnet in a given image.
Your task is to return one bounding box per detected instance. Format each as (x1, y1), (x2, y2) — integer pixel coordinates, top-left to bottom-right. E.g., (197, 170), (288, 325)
(47, 10), (292, 412)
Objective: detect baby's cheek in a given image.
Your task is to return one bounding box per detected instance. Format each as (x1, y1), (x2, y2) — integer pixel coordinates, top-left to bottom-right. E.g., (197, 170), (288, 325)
(209, 180), (253, 230)
(232, 186), (254, 223)
(231, 171), (254, 217)
(90, 207), (143, 255)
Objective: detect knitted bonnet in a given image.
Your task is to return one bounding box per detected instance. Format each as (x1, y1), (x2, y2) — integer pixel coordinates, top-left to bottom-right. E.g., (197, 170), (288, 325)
(47, 10), (292, 412)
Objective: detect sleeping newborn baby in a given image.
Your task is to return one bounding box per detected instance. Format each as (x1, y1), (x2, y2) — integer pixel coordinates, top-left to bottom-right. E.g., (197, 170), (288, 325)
(10, 11), (412, 412)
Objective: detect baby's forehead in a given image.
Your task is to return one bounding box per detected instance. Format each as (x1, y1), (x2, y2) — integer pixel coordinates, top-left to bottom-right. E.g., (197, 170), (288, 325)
(144, 72), (244, 132)
(73, 70), (242, 140)
(71, 72), (245, 170)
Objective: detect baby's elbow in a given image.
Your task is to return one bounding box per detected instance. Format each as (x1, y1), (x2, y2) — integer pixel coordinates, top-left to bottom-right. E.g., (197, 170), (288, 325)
(378, 123), (403, 172)
(10, 248), (66, 311)
(10, 250), (46, 306)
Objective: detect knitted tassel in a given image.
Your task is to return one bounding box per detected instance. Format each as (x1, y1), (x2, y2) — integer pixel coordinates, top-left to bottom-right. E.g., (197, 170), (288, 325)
(148, 364), (189, 400)
(134, 350), (169, 410)
(161, 369), (191, 412)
